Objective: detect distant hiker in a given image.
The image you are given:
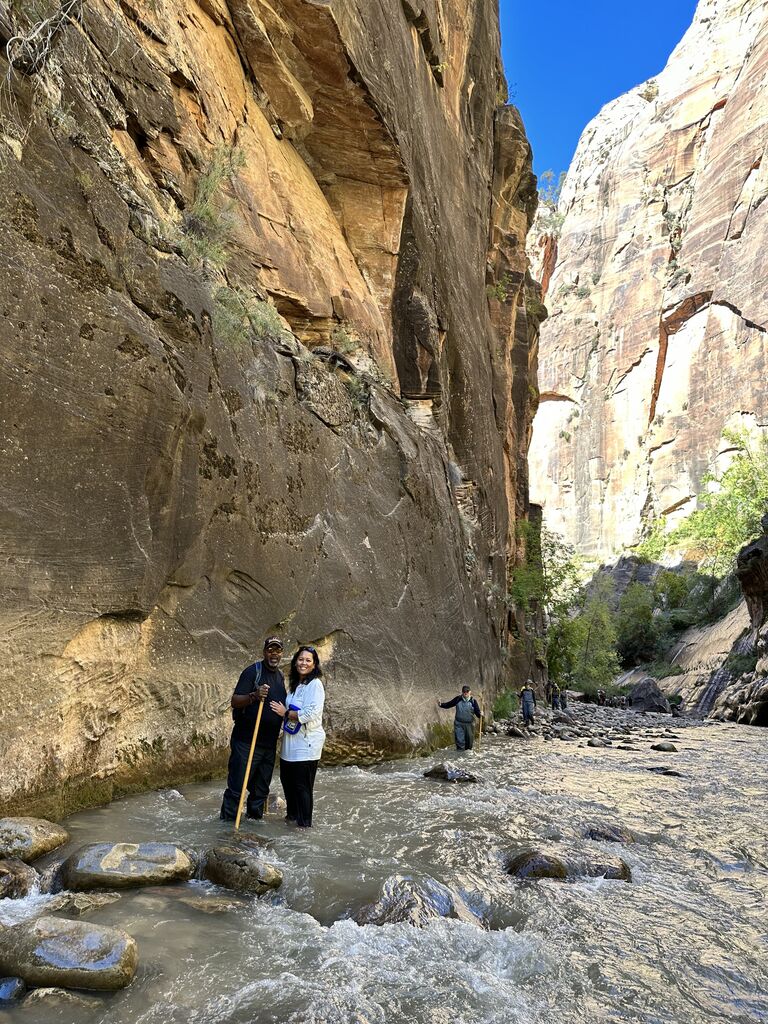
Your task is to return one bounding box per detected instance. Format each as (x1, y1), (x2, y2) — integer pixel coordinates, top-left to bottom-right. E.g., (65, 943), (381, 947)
(438, 686), (482, 751)
(560, 686), (568, 710)
(519, 680), (536, 726)
(270, 646), (326, 828)
(550, 683), (561, 711)
(597, 688), (606, 706)
(220, 637), (287, 821)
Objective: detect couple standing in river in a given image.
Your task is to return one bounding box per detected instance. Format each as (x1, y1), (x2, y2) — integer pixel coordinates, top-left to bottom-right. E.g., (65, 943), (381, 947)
(219, 636), (326, 828)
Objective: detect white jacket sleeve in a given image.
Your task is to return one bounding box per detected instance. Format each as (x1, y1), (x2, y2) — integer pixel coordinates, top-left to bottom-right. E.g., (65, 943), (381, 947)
(297, 679), (325, 728)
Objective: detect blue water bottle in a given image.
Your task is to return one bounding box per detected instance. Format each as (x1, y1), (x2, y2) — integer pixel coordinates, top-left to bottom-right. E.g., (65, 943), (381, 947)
(283, 704), (302, 734)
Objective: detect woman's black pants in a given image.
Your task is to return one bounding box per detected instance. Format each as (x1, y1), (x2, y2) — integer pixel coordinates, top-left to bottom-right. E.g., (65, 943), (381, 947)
(280, 758), (319, 827)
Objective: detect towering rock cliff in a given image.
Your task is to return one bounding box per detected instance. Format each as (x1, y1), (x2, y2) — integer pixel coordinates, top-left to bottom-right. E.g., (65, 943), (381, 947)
(0, 0), (540, 814)
(529, 0), (768, 560)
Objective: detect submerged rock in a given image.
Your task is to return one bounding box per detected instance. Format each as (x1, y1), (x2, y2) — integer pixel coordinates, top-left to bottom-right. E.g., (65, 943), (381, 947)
(0, 916), (137, 990)
(583, 823), (636, 844)
(0, 977), (26, 1004)
(266, 793), (287, 816)
(651, 742), (678, 752)
(203, 847), (283, 895)
(0, 858), (39, 899)
(507, 849), (631, 882)
(423, 763), (479, 783)
(22, 987), (102, 1010)
(0, 818), (69, 863)
(355, 875), (481, 928)
(62, 842), (196, 890)
(47, 891), (123, 918)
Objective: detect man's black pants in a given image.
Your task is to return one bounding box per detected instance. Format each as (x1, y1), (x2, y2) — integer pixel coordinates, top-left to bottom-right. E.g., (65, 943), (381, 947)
(279, 758), (319, 827)
(220, 738), (276, 820)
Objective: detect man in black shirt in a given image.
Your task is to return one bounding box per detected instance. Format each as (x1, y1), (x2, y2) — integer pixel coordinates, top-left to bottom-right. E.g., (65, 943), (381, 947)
(219, 636), (287, 821)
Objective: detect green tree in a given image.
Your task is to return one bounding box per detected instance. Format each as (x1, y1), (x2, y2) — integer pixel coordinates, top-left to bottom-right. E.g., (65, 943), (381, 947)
(537, 169), (567, 235)
(548, 583), (620, 693)
(615, 582), (667, 667)
(508, 522), (580, 621)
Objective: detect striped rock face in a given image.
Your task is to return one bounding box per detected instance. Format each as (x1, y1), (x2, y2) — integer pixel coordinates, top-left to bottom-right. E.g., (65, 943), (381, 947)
(529, 0), (768, 561)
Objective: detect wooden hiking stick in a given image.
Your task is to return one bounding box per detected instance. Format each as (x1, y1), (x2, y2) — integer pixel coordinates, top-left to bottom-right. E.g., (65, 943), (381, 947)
(234, 698), (265, 831)
(476, 697), (483, 753)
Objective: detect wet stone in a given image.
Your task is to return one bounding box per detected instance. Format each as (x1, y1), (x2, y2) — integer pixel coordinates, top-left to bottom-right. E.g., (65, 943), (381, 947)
(0, 858), (38, 899)
(203, 846), (283, 895)
(651, 742), (678, 752)
(0, 977), (26, 1004)
(355, 875), (481, 928)
(583, 823), (636, 844)
(0, 818), (69, 863)
(22, 987), (102, 1009)
(423, 763), (480, 783)
(47, 891), (123, 917)
(62, 842), (196, 890)
(508, 849), (632, 882)
(0, 916), (138, 990)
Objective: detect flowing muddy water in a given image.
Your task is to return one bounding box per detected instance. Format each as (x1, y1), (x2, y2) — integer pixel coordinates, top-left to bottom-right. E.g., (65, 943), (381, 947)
(2, 711), (767, 1024)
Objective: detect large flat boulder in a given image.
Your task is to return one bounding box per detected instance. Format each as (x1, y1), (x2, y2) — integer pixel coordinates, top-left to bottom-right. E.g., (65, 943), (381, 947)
(203, 847), (282, 895)
(0, 818), (69, 863)
(61, 843), (196, 890)
(355, 875), (481, 928)
(0, 916), (137, 990)
(629, 678), (671, 714)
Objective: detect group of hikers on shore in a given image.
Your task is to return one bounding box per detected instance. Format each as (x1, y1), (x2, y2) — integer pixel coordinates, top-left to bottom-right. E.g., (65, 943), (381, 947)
(221, 637), (574, 826)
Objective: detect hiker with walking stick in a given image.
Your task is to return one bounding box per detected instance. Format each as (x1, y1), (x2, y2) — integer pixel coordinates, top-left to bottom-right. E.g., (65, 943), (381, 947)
(219, 636), (287, 822)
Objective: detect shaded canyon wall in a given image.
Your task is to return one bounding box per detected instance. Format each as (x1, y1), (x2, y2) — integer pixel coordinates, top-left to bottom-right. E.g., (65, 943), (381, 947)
(0, 0), (541, 814)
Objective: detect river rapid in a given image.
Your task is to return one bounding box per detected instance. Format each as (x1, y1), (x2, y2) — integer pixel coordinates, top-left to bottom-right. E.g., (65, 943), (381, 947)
(2, 708), (767, 1024)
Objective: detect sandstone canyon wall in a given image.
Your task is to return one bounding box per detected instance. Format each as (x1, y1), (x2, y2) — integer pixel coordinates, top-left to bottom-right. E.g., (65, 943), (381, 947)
(0, 0), (541, 814)
(529, 0), (768, 561)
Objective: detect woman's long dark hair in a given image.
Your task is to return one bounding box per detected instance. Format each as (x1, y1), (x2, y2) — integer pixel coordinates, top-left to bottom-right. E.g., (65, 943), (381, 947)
(287, 646), (323, 693)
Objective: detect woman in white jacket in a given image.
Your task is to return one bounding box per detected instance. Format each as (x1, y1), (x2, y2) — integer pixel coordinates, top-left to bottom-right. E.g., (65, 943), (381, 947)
(270, 645), (326, 827)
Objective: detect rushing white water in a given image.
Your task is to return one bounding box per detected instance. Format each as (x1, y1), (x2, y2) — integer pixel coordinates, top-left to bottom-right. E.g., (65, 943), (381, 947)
(2, 711), (767, 1024)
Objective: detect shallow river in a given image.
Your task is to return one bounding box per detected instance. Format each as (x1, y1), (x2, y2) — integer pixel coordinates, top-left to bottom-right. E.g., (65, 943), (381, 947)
(3, 712), (768, 1024)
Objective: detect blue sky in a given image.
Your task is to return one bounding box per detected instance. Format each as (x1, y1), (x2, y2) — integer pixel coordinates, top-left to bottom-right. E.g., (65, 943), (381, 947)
(500, 0), (699, 179)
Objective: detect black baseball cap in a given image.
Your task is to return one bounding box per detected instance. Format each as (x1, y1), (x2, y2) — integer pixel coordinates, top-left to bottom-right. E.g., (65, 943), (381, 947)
(264, 636), (283, 650)
(462, 685), (471, 693)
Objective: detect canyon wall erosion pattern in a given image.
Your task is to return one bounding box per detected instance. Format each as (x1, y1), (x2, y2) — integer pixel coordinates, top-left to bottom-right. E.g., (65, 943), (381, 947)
(0, 0), (540, 813)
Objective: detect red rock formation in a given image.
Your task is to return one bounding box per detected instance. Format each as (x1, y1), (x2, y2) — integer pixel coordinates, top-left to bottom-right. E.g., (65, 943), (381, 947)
(0, 1), (539, 812)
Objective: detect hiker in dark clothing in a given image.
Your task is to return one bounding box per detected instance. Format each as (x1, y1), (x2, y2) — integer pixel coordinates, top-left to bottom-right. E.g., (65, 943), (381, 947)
(519, 679), (536, 726)
(438, 685), (482, 750)
(551, 683), (561, 711)
(220, 637), (287, 821)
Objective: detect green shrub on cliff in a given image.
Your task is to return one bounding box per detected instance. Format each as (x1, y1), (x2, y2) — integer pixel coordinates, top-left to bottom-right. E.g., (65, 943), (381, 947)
(642, 428), (768, 577)
(179, 145), (245, 272)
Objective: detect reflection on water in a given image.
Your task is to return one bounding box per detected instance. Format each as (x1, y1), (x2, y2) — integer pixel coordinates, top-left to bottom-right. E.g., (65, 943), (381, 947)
(2, 715), (767, 1024)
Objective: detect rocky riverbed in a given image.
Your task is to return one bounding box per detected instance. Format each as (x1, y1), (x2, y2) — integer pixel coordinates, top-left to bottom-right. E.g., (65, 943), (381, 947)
(0, 705), (766, 1023)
